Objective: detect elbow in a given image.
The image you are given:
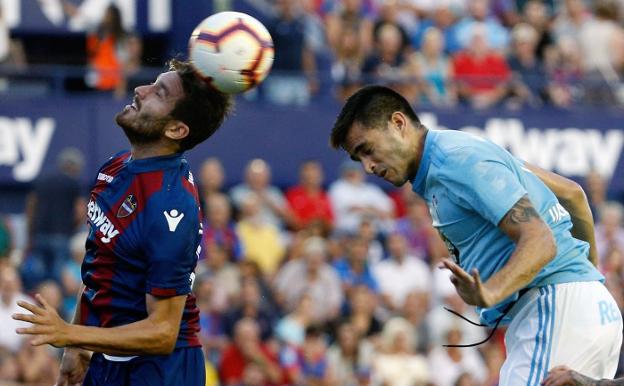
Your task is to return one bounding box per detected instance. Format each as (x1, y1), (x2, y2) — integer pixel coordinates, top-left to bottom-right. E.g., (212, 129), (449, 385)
(147, 323), (178, 355)
(540, 228), (557, 263)
(560, 180), (587, 204)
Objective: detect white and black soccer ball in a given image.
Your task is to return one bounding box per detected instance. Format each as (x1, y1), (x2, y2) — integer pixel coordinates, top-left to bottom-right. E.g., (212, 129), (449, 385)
(188, 12), (274, 94)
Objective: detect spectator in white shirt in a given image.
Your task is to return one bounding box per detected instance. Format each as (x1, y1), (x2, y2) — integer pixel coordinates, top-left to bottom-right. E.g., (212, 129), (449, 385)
(374, 233), (431, 311)
(274, 237), (343, 323)
(428, 327), (488, 386)
(0, 266), (33, 353)
(329, 161), (395, 235)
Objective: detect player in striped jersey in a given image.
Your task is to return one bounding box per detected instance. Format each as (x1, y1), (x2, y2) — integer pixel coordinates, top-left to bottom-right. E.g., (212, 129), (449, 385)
(13, 60), (232, 386)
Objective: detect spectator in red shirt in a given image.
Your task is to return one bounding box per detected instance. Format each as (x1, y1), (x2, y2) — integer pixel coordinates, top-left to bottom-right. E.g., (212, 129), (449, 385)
(286, 160), (334, 234)
(452, 24), (511, 109)
(219, 318), (283, 386)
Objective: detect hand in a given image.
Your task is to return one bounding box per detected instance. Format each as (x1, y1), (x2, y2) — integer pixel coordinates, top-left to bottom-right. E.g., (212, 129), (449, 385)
(542, 366), (599, 386)
(441, 259), (497, 307)
(12, 293), (72, 347)
(55, 348), (91, 386)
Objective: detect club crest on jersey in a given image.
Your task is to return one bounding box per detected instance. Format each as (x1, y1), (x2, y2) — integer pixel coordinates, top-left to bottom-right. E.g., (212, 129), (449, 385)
(117, 195), (137, 218)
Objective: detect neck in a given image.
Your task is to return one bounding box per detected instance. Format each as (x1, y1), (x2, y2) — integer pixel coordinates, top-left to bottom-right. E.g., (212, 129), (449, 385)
(409, 128), (428, 181)
(130, 143), (177, 160)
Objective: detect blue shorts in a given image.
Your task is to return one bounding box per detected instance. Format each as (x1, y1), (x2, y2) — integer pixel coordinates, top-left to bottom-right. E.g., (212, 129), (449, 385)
(83, 347), (205, 386)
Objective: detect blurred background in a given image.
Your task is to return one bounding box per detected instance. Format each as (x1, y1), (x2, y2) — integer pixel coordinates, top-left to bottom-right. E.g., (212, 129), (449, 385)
(0, 0), (624, 385)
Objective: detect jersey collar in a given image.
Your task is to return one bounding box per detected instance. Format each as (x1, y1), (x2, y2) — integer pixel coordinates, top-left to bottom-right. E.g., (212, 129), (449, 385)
(126, 152), (185, 173)
(411, 130), (434, 195)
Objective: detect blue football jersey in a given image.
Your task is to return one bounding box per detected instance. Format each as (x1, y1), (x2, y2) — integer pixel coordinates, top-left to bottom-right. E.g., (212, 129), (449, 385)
(411, 130), (603, 325)
(80, 151), (202, 348)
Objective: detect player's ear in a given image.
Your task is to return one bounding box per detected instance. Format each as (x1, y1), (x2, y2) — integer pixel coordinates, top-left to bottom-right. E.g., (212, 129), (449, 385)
(390, 111), (406, 134)
(164, 121), (190, 141)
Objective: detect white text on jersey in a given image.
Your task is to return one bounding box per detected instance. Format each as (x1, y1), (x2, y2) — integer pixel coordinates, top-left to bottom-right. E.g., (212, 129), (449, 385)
(87, 200), (120, 243)
(548, 203), (570, 223)
(98, 173), (114, 183)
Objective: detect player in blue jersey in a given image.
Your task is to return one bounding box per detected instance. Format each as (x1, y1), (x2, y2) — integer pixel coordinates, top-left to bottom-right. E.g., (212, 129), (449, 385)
(12, 59), (233, 386)
(329, 85), (622, 385)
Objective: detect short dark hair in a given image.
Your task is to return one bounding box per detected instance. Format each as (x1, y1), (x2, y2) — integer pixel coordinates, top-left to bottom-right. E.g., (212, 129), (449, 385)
(330, 85), (421, 149)
(168, 59), (234, 151)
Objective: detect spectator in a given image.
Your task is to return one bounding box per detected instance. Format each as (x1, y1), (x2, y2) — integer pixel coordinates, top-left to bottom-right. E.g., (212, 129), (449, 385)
(23, 147), (85, 290)
(194, 274), (228, 365)
(394, 197), (447, 264)
(521, 0), (554, 61)
(372, 317), (430, 386)
(355, 218), (384, 263)
(545, 36), (584, 107)
(222, 278), (278, 341)
(507, 23), (548, 107)
(326, 322), (375, 386)
(373, 233), (431, 311)
(552, 0), (591, 46)
(595, 202), (624, 268)
(286, 160), (334, 234)
(280, 325), (332, 386)
(326, 0), (375, 57)
(361, 23), (421, 103)
(199, 157), (227, 207)
(402, 290), (432, 353)
(230, 158), (294, 229)
(428, 327), (488, 386)
(275, 293), (314, 346)
(0, 216), (11, 262)
(585, 170), (608, 217)
(0, 347), (19, 383)
(452, 24), (511, 109)
(411, 2), (462, 54)
(329, 160), (394, 236)
(333, 237), (379, 294)
(80, 5), (133, 96)
(61, 231), (87, 320)
(201, 242), (241, 308)
(263, 0), (318, 106)
(413, 27), (457, 106)
(202, 193), (243, 263)
(454, 0), (510, 52)
(15, 341), (59, 384)
(236, 193), (286, 276)
(578, 0), (624, 105)
(219, 318), (283, 386)
(341, 285), (383, 340)
(330, 25), (366, 100)
(275, 236), (343, 323)
(0, 266), (33, 353)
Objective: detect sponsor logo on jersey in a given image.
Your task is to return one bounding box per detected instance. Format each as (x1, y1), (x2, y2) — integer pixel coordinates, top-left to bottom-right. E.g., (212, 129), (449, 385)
(117, 194), (137, 218)
(87, 200), (120, 243)
(164, 209), (184, 232)
(98, 172), (114, 183)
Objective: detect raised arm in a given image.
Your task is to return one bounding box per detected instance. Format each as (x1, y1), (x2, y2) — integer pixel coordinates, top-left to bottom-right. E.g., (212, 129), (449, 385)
(524, 163), (598, 266)
(14, 292), (187, 356)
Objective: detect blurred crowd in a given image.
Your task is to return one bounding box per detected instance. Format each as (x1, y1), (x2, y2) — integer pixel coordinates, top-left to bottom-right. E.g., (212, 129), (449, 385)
(0, 147), (623, 386)
(4, 0), (624, 107)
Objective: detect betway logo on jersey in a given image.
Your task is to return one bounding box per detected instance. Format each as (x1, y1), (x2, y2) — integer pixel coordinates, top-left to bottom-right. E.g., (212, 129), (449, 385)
(87, 200), (120, 244)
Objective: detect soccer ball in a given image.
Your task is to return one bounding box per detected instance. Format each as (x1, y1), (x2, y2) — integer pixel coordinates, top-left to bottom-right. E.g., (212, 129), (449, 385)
(188, 12), (274, 94)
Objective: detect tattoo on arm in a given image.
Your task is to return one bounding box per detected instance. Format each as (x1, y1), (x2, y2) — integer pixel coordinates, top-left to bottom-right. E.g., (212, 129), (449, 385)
(504, 196), (540, 225)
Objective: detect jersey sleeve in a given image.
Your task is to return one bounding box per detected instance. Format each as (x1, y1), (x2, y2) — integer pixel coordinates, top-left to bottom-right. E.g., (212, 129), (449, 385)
(143, 194), (200, 297)
(438, 147), (527, 226)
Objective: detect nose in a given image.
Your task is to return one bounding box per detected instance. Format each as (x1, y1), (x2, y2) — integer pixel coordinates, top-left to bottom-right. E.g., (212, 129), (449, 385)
(134, 84), (151, 98)
(361, 158), (375, 175)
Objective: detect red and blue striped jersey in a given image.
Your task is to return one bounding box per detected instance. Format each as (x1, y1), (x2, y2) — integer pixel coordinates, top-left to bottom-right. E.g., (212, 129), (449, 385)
(80, 151), (202, 349)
